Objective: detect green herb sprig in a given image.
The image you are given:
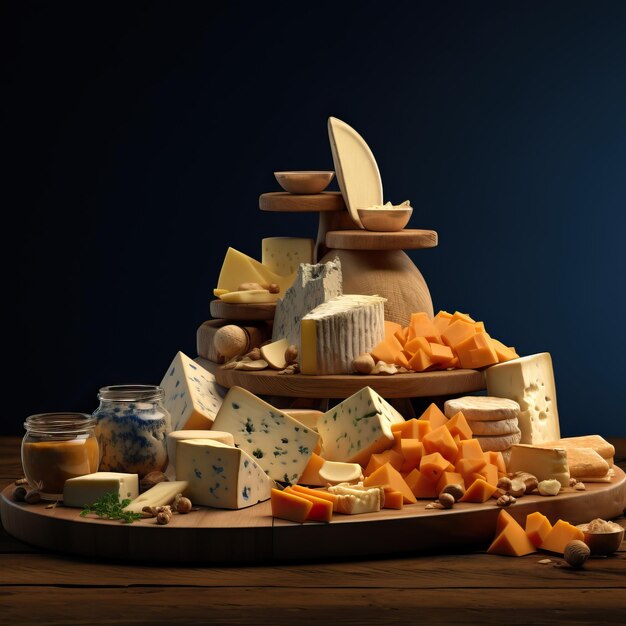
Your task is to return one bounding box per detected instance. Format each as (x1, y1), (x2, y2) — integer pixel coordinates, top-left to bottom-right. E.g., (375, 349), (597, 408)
(80, 491), (142, 524)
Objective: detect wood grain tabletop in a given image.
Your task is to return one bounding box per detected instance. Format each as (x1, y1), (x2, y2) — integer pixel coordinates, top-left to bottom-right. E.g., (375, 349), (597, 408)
(1, 436), (624, 625)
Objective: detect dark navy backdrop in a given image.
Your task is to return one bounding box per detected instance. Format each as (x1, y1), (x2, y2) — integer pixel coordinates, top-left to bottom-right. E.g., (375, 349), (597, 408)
(4, 1), (626, 436)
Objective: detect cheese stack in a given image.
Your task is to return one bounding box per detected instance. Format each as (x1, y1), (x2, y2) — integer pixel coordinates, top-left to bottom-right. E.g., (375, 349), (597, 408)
(444, 396), (521, 465)
(300, 295), (386, 375)
(272, 258), (343, 350)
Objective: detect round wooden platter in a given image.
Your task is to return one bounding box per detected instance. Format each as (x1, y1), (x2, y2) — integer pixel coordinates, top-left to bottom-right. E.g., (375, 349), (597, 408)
(259, 191), (346, 212)
(210, 299), (276, 321)
(325, 229), (438, 251)
(2, 469), (624, 564)
(214, 367), (485, 399)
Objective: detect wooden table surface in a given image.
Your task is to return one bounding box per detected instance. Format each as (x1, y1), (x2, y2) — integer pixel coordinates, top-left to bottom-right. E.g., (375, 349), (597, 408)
(2, 436), (625, 625)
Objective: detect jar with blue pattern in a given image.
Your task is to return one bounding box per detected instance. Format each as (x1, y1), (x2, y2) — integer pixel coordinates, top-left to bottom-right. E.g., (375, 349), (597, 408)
(94, 385), (171, 478)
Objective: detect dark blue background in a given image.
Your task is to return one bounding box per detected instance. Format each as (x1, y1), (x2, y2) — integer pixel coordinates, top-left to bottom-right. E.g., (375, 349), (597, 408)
(4, 1), (626, 436)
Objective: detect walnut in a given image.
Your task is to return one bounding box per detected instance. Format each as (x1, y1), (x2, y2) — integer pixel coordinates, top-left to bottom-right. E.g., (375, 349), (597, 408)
(496, 494), (516, 507)
(284, 345), (298, 365)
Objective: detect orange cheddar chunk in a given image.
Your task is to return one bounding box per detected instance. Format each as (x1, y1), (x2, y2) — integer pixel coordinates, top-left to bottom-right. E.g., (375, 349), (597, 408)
(407, 312), (441, 342)
(441, 319), (476, 348)
(404, 468), (438, 498)
(459, 478), (497, 503)
(428, 342), (454, 364)
(490, 338), (519, 363)
(451, 311), (476, 324)
(391, 418), (420, 439)
(399, 438), (423, 472)
(394, 326), (409, 346)
(495, 508), (516, 535)
(391, 430), (403, 452)
(394, 351), (411, 369)
(488, 510), (536, 556)
(436, 471), (464, 496)
(445, 411), (473, 441)
(447, 356), (460, 369)
(433, 311), (453, 333)
(408, 349), (432, 372)
(454, 438), (485, 463)
(525, 512), (552, 548)
(298, 452), (325, 486)
(455, 457), (488, 485)
(284, 487), (333, 522)
(404, 336), (431, 356)
(474, 321), (486, 333)
(417, 419), (432, 440)
(474, 462), (499, 487)
(422, 425), (459, 462)
(290, 484), (339, 510)
(454, 332), (499, 369)
(364, 462), (417, 504)
(540, 520), (585, 554)
(370, 334), (403, 365)
(364, 449), (404, 476)
(418, 403), (448, 429)
(420, 451), (453, 482)
(382, 491), (404, 509)
(271, 488), (312, 523)
(384, 320), (403, 341)
(486, 450), (507, 473)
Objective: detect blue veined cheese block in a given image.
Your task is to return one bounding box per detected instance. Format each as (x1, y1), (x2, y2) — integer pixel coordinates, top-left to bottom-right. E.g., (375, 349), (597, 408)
(211, 386), (320, 485)
(175, 439), (273, 509)
(160, 351), (224, 431)
(95, 403), (170, 477)
(317, 386), (405, 465)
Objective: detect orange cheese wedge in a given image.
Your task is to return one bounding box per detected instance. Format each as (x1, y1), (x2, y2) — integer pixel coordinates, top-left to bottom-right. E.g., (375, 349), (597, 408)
(418, 403), (448, 429)
(404, 468), (438, 499)
(271, 488), (312, 523)
(454, 332), (499, 369)
(459, 478), (497, 503)
(384, 320), (402, 340)
(407, 312), (441, 342)
(420, 452), (453, 482)
(422, 425), (459, 461)
(391, 418), (420, 439)
(540, 520), (585, 554)
(289, 484), (338, 510)
(436, 471), (465, 496)
(363, 462), (416, 504)
(284, 487), (333, 522)
(433, 310), (453, 333)
(454, 438), (485, 463)
(382, 491), (404, 509)
(441, 319), (476, 348)
(298, 452), (325, 486)
(408, 349), (432, 372)
(445, 411), (473, 441)
(399, 439), (424, 472)
(488, 510), (536, 557)
(364, 449), (404, 476)
(525, 512), (552, 548)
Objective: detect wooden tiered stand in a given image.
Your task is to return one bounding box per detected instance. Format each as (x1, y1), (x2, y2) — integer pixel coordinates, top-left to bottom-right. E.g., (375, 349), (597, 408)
(210, 191), (486, 405)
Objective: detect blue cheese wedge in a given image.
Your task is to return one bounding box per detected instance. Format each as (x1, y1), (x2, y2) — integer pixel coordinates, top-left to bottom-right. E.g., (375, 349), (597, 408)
(160, 351), (224, 430)
(272, 258), (343, 350)
(211, 386), (320, 484)
(317, 386), (405, 464)
(63, 472), (139, 508)
(175, 439), (274, 509)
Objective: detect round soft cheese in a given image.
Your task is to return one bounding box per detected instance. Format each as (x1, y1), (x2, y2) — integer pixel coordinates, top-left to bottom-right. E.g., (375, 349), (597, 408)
(444, 396), (520, 421)
(467, 418), (520, 436)
(474, 431), (522, 452)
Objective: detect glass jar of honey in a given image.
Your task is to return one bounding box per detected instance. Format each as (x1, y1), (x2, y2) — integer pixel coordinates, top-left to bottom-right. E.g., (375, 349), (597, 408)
(94, 385), (171, 478)
(22, 413), (100, 500)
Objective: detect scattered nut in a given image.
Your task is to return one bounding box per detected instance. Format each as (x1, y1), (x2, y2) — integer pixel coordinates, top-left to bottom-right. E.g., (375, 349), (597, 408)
(574, 482), (586, 491)
(538, 559), (553, 565)
(438, 492), (455, 509)
(140, 471), (169, 492)
(24, 489), (41, 504)
(497, 476), (513, 491)
(564, 540), (590, 568)
(512, 471), (539, 494)
(508, 478), (526, 498)
(425, 502), (444, 510)
(12, 486), (27, 502)
(173, 494), (192, 514)
(278, 363), (299, 375)
(245, 347), (263, 361)
(156, 511), (172, 525)
(284, 344), (298, 365)
(352, 353), (375, 374)
(496, 494), (516, 507)
(491, 488), (507, 499)
(14, 478), (28, 486)
(440, 483), (465, 502)
(569, 477), (578, 487)
(371, 361), (397, 375)
(537, 479), (561, 496)
(266, 283), (280, 294)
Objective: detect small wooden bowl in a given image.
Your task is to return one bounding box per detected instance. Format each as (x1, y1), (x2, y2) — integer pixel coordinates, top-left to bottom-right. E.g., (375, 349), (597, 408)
(576, 523), (624, 555)
(357, 207), (413, 232)
(274, 171), (335, 194)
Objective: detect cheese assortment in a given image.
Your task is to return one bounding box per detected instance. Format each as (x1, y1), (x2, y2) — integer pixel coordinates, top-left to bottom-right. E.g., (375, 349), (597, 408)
(300, 295), (386, 375)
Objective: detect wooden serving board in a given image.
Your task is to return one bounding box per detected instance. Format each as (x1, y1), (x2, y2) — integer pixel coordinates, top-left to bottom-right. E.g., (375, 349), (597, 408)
(2, 469), (625, 563)
(213, 367), (485, 398)
(210, 299), (276, 321)
(326, 229), (438, 251)
(259, 191), (346, 212)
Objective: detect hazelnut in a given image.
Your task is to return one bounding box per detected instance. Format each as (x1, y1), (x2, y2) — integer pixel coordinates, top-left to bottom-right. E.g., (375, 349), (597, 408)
(285, 344), (298, 365)
(569, 477), (578, 488)
(438, 492), (455, 509)
(156, 511), (171, 525)
(12, 486), (27, 502)
(24, 490), (41, 504)
(267, 283), (280, 294)
(174, 495), (192, 514)
(564, 540), (590, 568)
(440, 483), (465, 502)
(246, 347), (263, 361)
(352, 354), (375, 374)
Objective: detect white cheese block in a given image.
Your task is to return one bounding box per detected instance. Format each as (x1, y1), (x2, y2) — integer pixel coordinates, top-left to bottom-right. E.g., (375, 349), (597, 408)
(217, 247), (296, 294)
(271, 258), (343, 350)
(486, 353), (561, 444)
(319, 461), (363, 485)
(165, 430), (235, 478)
(175, 439), (274, 509)
(262, 237), (315, 276)
(123, 480), (189, 513)
(300, 295), (385, 375)
(317, 386), (405, 464)
(160, 351), (224, 431)
(211, 386), (320, 484)
(507, 444), (571, 487)
(327, 483), (382, 514)
(63, 472), (139, 508)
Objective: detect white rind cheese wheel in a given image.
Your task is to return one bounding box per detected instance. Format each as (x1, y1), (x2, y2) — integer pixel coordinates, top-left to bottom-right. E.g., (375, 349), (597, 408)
(444, 396), (520, 421)
(467, 418), (520, 436)
(474, 431), (522, 452)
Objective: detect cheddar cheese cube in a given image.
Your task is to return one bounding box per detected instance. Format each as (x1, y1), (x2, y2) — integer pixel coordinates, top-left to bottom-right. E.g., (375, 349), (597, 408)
(459, 478), (497, 503)
(422, 425), (459, 462)
(363, 462), (416, 504)
(540, 520), (584, 554)
(488, 510), (536, 557)
(525, 512), (552, 548)
(271, 488), (312, 523)
(404, 468), (438, 499)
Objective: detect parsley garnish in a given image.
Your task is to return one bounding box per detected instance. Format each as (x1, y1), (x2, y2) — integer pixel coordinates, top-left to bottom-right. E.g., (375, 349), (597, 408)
(80, 491), (142, 524)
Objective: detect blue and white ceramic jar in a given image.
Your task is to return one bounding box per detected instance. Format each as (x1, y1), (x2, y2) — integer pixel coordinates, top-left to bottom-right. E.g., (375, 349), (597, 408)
(94, 385), (171, 477)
